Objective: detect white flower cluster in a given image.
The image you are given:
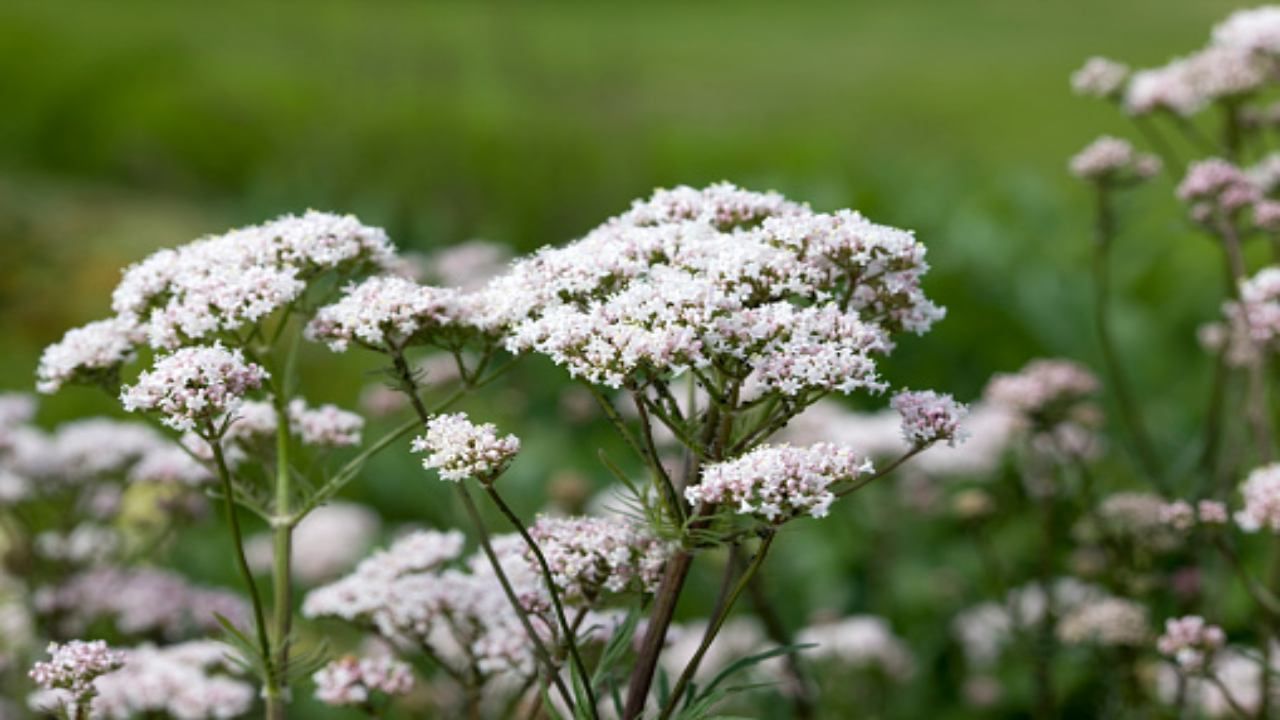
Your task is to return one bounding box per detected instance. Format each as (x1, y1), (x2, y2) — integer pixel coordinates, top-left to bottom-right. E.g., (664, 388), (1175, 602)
(305, 275), (473, 352)
(1228, 266), (1280, 350)
(28, 640), (125, 702)
(1089, 491), (1183, 552)
(890, 389), (969, 447)
(111, 211), (393, 350)
(35, 567), (249, 641)
(1071, 57), (1130, 99)
(1125, 46), (1268, 116)
(1213, 6), (1280, 55)
(313, 655), (415, 707)
(120, 344), (267, 433)
(1157, 615), (1226, 671)
(245, 502), (380, 584)
(796, 615), (915, 681)
(471, 184), (939, 391)
(1236, 463), (1280, 532)
(36, 317), (139, 394)
(1057, 597), (1150, 647)
(688, 443), (873, 523)
(303, 530), (547, 679)
(1160, 499), (1230, 530)
(526, 515), (672, 600)
(1068, 136), (1161, 182)
(411, 412), (520, 482)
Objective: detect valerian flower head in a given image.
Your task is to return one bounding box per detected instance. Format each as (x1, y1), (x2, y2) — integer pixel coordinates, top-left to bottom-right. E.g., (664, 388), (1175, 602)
(411, 412), (520, 482)
(527, 515), (672, 600)
(984, 359), (1099, 426)
(36, 317), (140, 394)
(119, 343), (268, 433)
(305, 275), (478, 352)
(1157, 615), (1226, 671)
(484, 183), (939, 392)
(1236, 463), (1280, 532)
(29, 640), (125, 702)
(687, 443), (873, 523)
(1069, 136), (1161, 183)
(890, 389), (969, 447)
(314, 656), (415, 707)
(1125, 47), (1268, 117)
(1071, 57), (1130, 99)
(112, 211), (395, 349)
(287, 399), (364, 448)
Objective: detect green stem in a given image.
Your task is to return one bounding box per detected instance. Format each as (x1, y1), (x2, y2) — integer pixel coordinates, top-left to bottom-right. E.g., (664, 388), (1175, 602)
(268, 392), (293, 720)
(658, 532), (776, 720)
(208, 431), (277, 701)
(1091, 185), (1166, 490)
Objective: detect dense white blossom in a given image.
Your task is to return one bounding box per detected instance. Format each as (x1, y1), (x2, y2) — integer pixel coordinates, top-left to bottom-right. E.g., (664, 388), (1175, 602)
(120, 344), (267, 433)
(890, 389), (968, 447)
(411, 412), (520, 482)
(36, 317), (140, 394)
(526, 515), (671, 600)
(111, 211), (394, 349)
(688, 443), (873, 523)
(28, 640), (124, 707)
(306, 275), (474, 352)
(313, 655), (415, 706)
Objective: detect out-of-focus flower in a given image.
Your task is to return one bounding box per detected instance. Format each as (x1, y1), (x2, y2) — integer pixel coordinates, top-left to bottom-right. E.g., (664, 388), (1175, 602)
(1071, 57), (1130, 99)
(424, 240), (512, 291)
(28, 640), (124, 706)
(1178, 159), (1261, 222)
(1157, 615), (1226, 671)
(1057, 597), (1149, 647)
(1213, 6), (1280, 55)
(288, 399), (364, 447)
(1069, 136), (1161, 183)
(87, 640), (253, 719)
(246, 502), (381, 584)
(797, 615), (915, 681)
(314, 655), (415, 707)
(411, 412), (520, 482)
(1236, 463), (1280, 532)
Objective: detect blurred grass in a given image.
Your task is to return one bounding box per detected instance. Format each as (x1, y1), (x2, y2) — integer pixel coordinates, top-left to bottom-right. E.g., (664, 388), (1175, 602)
(0, 1), (1253, 716)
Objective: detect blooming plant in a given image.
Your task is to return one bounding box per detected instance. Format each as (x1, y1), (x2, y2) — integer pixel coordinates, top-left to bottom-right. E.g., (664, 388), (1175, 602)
(17, 5), (1280, 719)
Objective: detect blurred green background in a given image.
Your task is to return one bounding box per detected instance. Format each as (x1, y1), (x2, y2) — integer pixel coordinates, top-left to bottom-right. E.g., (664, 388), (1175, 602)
(0, 1), (1251, 716)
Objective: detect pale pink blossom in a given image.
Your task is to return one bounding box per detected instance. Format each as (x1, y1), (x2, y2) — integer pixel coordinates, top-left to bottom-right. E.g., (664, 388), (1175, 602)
(411, 412), (520, 482)
(688, 443), (873, 523)
(527, 515), (672, 600)
(120, 344), (267, 433)
(36, 317), (139, 394)
(1236, 463), (1280, 532)
(891, 389), (969, 447)
(1071, 57), (1130, 98)
(1158, 615), (1226, 671)
(313, 655), (414, 707)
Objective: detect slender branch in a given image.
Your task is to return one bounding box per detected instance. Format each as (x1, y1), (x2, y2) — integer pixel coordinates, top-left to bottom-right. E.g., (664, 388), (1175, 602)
(630, 389), (686, 524)
(1090, 184), (1166, 489)
(208, 430), (277, 697)
(835, 445), (926, 498)
(456, 483), (577, 713)
(482, 484), (599, 718)
(1206, 670), (1254, 719)
(743, 554), (815, 718)
(658, 532), (776, 720)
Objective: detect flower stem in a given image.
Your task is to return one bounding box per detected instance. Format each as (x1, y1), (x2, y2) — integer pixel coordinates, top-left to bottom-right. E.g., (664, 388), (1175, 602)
(482, 484), (599, 718)
(658, 531), (776, 720)
(268, 392), (294, 720)
(208, 432), (277, 704)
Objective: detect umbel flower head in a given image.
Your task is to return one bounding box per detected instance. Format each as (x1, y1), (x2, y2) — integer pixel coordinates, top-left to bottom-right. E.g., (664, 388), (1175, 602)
(304, 275), (477, 352)
(120, 343), (268, 433)
(687, 443), (873, 523)
(36, 317), (140, 394)
(1157, 615), (1226, 671)
(29, 640), (125, 702)
(411, 412), (520, 482)
(890, 389), (969, 447)
(527, 515), (672, 601)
